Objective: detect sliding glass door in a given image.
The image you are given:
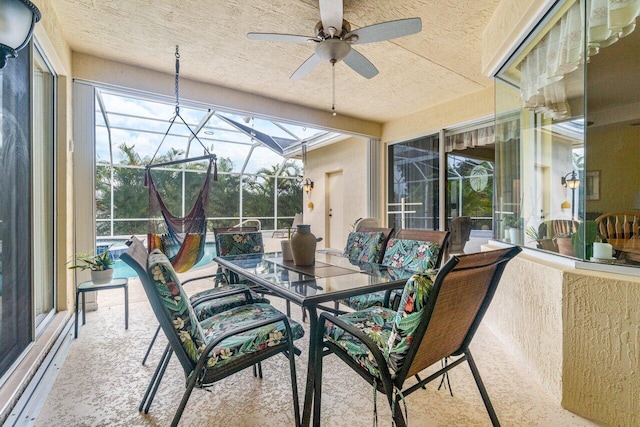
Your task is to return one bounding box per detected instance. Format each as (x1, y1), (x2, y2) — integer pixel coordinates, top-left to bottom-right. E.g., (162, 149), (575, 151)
(387, 134), (440, 230)
(0, 48), (33, 378)
(33, 46), (56, 330)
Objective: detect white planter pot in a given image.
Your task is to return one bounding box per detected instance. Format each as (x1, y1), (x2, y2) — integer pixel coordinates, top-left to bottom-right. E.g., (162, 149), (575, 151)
(509, 228), (522, 245)
(91, 269), (114, 285)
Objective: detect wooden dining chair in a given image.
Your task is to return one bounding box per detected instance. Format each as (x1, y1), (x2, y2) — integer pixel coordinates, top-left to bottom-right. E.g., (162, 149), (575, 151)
(121, 237), (304, 427)
(595, 211), (640, 251)
(314, 246), (522, 427)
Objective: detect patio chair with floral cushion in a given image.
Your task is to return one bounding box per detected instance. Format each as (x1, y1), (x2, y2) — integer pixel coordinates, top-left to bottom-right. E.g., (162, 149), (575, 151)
(120, 237), (304, 427)
(313, 246), (521, 427)
(343, 227), (394, 264)
(139, 229), (270, 365)
(338, 229), (449, 311)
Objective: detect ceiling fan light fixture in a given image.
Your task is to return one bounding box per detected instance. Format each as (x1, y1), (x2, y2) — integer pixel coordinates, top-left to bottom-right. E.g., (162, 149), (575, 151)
(315, 39), (351, 62)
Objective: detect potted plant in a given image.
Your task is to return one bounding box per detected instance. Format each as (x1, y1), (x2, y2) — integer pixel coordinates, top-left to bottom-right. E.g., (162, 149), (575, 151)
(526, 225), (557, 251)
(503, 214), (522, 244)
(69, 246), (115, 284)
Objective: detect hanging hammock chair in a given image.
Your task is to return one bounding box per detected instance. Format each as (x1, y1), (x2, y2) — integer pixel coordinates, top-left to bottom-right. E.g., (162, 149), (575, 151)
(145, 46), (217, 273)
(146, 156), (215, 273)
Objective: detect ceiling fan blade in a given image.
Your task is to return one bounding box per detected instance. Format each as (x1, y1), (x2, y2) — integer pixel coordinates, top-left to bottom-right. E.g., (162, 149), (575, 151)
(248, 32), (318, 44)
(291, 53), (323, 80)
(347, 18), (422, 44)
(343, 48), (378, 79)
(319, 0), (343, 35)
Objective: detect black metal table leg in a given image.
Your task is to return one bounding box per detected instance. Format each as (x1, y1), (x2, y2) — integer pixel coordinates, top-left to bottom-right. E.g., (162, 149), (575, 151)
(124, 283), (129, 330)
(74, 290), (80, 338)
(81, 291), (86, 325)
(302, 305), (318, 427)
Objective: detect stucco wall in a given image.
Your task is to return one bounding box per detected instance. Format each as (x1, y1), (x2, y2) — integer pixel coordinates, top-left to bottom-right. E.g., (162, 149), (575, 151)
(486, 247), (640, 426)
(484, 251), (565, 402)
(482, 0), (552, 75)
(563, 270), (640, 426)
(381, 86), (494, 144)
(304, 136), (368, 249)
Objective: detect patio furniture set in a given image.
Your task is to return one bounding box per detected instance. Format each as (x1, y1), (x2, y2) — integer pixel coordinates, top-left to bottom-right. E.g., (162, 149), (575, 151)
(118, 225), (520, 427)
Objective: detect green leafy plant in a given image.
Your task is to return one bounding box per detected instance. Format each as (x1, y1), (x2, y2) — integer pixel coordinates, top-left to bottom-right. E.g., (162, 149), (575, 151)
(503, 214), (521, 229)
(68, 246), (114, 271)
(525, 225), (540, 241)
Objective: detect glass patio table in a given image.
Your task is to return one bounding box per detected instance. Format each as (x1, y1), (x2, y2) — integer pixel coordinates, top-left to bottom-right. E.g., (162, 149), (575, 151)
(214, 250), (415, 427)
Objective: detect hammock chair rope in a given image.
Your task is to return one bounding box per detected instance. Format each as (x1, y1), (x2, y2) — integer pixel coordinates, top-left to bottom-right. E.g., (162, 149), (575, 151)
(145, 45), (217, 272)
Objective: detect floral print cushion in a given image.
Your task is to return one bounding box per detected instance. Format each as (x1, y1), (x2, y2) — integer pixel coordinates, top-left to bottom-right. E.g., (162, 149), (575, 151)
(323, 306), (397, 377)
(327, 274), (436, 379)
(147, 250), (206, 364)
(191, 286), (270, 320)
(385, 273), (436, 375)
(382, 238), (440, 272)
(199, 303), (305, 369)
(216, 232), (264, 257)
(343, 231), (386, 263)
(148, 250), (303, 370)
(339, 291), (388, 311)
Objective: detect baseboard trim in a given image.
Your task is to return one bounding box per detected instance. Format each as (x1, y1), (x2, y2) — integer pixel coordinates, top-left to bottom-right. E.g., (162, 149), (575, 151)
(2, 315), (74, 427)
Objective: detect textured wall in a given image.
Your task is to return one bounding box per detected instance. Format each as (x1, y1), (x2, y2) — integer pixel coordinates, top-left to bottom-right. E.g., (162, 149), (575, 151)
(485, 252), (565, 402)
(305, 136), (368, 249)
(381, 86), (494, 144)
(563, 271), (640, 426)
(482, 0), (551, 75)
(486, 248), (640, 425)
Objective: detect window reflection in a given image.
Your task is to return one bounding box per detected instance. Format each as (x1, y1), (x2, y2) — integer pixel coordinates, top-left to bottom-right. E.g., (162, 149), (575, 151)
(495, 0), (640, 266)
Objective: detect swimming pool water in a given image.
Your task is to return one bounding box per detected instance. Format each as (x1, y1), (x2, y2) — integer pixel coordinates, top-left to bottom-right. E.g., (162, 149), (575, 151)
(106, 242), (217, 279)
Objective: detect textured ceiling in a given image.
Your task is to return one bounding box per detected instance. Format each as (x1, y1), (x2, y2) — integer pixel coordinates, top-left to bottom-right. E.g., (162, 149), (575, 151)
(51, 0), (500, 123)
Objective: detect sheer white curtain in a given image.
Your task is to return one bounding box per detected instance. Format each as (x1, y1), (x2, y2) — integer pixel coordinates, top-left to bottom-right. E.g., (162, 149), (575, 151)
(444, 125), (494, 153)
(519, 0), (640, 119)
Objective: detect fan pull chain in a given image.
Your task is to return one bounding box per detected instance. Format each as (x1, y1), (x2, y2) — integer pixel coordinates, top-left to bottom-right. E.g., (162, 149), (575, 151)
(331, 60), (337, 116)
(174, 45), (180, 115)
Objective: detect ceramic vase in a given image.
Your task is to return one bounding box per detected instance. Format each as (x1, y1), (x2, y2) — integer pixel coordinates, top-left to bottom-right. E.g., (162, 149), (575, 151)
(290, 224), (316, 266)
(281, 240), (294, 261)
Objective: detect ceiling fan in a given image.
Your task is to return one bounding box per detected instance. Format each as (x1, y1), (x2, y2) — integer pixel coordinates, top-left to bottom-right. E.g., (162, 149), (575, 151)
(247, 0), (422, 81)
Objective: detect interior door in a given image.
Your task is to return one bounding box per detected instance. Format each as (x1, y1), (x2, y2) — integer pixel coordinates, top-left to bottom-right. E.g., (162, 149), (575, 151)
(327, 171), (344, 249)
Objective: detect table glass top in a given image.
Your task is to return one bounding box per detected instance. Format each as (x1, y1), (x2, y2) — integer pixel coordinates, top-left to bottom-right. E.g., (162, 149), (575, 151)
(216, 252), (415, 304)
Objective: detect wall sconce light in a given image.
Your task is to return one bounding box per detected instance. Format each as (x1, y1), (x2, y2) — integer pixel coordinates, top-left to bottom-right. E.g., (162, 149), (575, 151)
(561, 171), (580, 189)
(0, 0), (41, 69)
(561, 171), (580, 218)
(303, 178), (314, 195)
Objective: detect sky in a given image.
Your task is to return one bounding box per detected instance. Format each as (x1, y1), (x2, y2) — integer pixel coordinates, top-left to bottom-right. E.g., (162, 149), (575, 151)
(94, 90), (306, 175)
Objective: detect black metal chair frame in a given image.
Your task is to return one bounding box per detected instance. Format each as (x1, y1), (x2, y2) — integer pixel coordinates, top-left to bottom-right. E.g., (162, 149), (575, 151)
(313, 246), (522, 427)
(121, 237), (301, 427)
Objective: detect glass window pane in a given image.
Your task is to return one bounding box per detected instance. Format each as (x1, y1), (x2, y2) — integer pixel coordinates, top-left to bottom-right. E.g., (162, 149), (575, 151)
(495, 0), (586, 256)
(0, 47), (32, 377)
(446, 153), (494, 231)
(387, 134), (440, 230)
(33, 48), (56, 327)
